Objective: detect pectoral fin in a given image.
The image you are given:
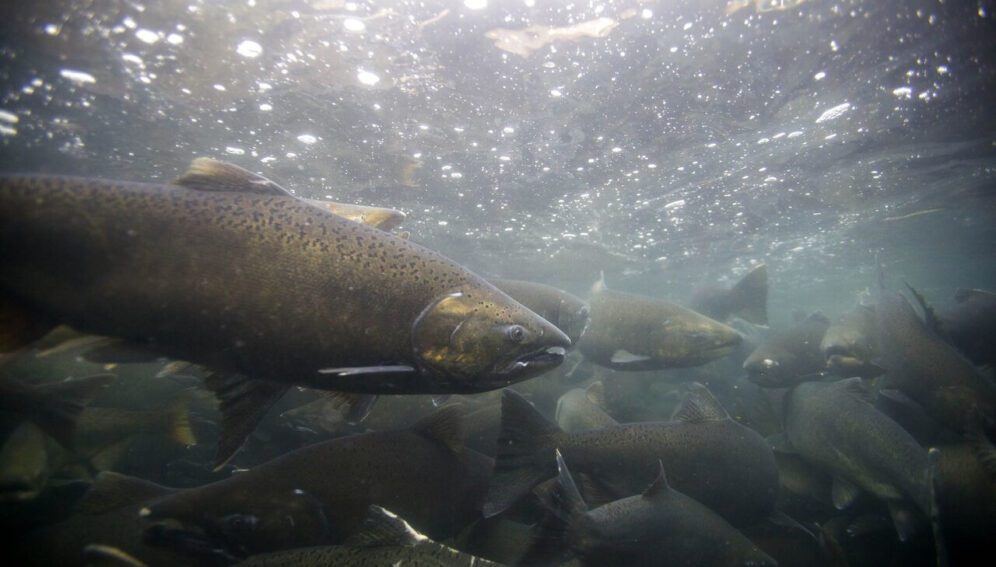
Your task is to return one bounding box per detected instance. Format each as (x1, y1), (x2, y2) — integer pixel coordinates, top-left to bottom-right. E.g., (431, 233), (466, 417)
(610, 350), (651, 364)
(203, 374), (289, 470)
(831, 476), (862, 510)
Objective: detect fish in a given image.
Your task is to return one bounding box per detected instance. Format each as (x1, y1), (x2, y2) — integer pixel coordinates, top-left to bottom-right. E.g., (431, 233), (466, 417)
(0, 422), (57, 502)
(578, 275), (742, 371)
(743, 313), (830, 387)
(72, 396), (197, 471)
(875, 287), (996, 435)
(930, 423), (996, 561)
(490, 278), (590, 346)
(0, 373), (115, 450)
(0, 158), (571, 467)
(12, 471), (193, 567)
(523, 450), (777, 567)
(821, 303), (884, 378)
(690, 263), (769, 325)
(484, 384), (779, 526)
(141, 406), (493, 556)
(236, 505), (501, 566)
(554, 382), (619, 433)
(933, 288), (996, 367)
(779, 378), (932, 541)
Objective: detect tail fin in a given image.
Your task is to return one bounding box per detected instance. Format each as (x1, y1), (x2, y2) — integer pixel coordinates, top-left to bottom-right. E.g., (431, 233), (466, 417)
(730, 263), (768, 325)
(519, 450), (587, 567)
(164, 396), (197, 447)
(483, 389), (564, 517)
(32, 374), (116, 449)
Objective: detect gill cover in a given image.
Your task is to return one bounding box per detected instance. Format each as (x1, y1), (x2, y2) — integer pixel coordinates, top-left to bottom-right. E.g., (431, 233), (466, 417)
(412, 290), (510, 383)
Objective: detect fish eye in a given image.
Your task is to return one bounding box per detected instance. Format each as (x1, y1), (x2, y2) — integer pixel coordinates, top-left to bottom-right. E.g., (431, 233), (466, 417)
(505, 324), (526, 343)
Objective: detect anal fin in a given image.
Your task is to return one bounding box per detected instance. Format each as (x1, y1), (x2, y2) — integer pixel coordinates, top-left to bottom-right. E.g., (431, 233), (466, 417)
(203, 374), (289, 470)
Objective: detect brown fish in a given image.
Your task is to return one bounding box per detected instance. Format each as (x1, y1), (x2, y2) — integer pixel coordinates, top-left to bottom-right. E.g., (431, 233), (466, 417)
(578, 276), (742, 371)
(485, 384), (778, 526)
(0, 159), (570, 467)
(821, 303), (884, 378)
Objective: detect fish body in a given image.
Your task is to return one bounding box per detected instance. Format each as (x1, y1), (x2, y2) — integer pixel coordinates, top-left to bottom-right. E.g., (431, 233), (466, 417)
(0, 373), (115, 450)
(578, 279), (742, 371)
(490, 278), (590, 346)
(936, 289), (996, 367)
(821, 304), (883, 378)
(782, 378), (931, 539)
(485, 384), (778, 526)
(0, 161), (570, 465)
(73, 398), (196, 470)
(530, 451), (775, 567)
(555, 383), (618, 433)
(875, 289), (996, 434)
(142, 407), (493, 555)
(744, 313), (829, 387)
(690, 263), (769, 325)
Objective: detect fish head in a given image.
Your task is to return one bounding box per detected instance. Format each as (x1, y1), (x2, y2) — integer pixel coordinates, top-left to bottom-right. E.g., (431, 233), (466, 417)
(743, 349), (796, 387)
(557, 297), (591, 344)
(658, 307), (743, 365)
(412, 285), (572, 391)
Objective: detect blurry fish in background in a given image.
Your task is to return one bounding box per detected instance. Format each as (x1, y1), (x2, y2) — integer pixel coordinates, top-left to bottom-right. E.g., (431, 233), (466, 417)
(690, 263), (769, 326)
(0, 158), (571, 468)
(744, 313), (830, 387)
(486, 17), (620, 58)
(490, 279), (591, 347)
(523, 451), (777, 567)
(555, 382), (619, 433)
(0, 372), (115, 451)
(579, 274), (743, 371)
(485, 384), (779, 526)
(0, 422), (59, 503)
(923, 288), (996, 368)
(821, 303), (884, 378)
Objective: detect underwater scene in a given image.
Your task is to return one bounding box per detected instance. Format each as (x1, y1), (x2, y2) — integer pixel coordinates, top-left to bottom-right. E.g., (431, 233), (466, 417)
(0, 0), (994, 565)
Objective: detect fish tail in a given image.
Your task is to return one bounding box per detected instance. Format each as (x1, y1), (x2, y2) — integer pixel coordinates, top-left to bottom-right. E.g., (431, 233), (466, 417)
(730, 263), (768, 325)
(32, 373), (116, 449)
(483, 389), (564, 518)
(518, 450), (588, 566)
(164, 395), (197, 447)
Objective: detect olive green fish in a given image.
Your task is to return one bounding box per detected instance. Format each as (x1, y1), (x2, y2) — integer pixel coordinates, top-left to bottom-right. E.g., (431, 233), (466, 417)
(780, 378), (932, 541)
(490, 279), (590, 346)
(554, 382), (619, 433)
(485, 384), (778, 526)
(744, 313), (829, 387)
(0, 159), (570, 467)
(524, 451), (776, 567)
(690, 263), (769, 325)
(0, 373), (115, 450)
(932, 288), (996, 367)
(821, 303), (883, 378)
(578, 276), (742, 371)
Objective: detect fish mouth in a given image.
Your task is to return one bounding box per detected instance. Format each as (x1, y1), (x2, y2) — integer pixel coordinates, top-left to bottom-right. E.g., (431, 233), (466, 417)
(499, 346), (567, 376)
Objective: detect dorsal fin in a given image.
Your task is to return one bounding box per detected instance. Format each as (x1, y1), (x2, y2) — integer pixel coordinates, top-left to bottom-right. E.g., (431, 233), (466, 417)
(412, 405), (464, 456)
(904, 283), (941, 332)
(671, 382), (729, 423)
(585, 381), (605, 406)
(76, 472), (174, 515)
(172, 158), (294, 197)
(344, 505), (428, 548)
(591, 271), (607, 295)
(642, 460), (670, 499)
